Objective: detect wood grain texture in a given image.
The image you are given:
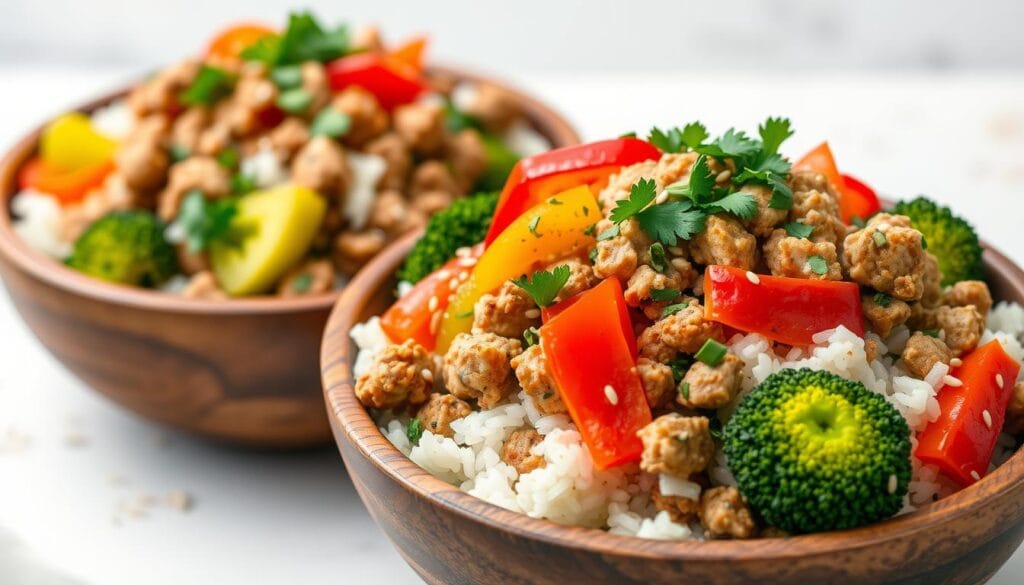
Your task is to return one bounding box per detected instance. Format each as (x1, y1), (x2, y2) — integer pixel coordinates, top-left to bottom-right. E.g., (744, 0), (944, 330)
(0, 67), (579, 448)
(322, 229), (1024, 584)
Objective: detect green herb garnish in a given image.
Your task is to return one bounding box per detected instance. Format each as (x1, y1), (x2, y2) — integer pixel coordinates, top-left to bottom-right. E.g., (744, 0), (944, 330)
(649, 242), (667, 273)
(661, 302), (689, 318)
(216, 147), (239, 170)
(922, 329), (941, 338)
(406, 419), (424, 445)
(177, 190), (241, 253)
(179, 65), (235, 107)
(807, 255), (829, 275)
(873, 292), (893, 308)
(650, 288), (681, 302)
(872, 230), (888, 248)
(310, 107), (351, 138)
(292, 273), (314, 293)
(277, 88), (313, 114)
(609, 178), (657, 223)
(784, 221), (815, 239)
(596, 225), (620, 241)
(528, 215), (541, 238)
(270, 65), (303, 89)
(241, 11), (351, 66)
(512, 266), (571, 308)
(169, 144), (190, 163)
(694, 338), (728, 367)
(523, 327), (540, 348)
(678, 381), (691, 399)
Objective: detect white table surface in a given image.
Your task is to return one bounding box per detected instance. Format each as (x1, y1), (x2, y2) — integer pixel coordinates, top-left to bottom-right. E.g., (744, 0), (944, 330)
(1, 65), (1023, 584)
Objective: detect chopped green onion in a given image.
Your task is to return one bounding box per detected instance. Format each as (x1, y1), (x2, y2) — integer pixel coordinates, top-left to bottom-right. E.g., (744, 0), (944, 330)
(455, 310), (474, 319)
(216, 146), (239, 170)
(588, 247), (598, 263)
(678, 381), (691, 399)
(276, 88), (313, 114)
(807, 255), (829, 275)
(851, 215), (867, 229)
(270, 65), (303, 89)
(406, 419), (424, 445)
(596, 225), (620, 241)
(230, 173), (257, 195)
(547, 197), (563, 205)
(292, 273), (313, 293)
(169, 144), (191, 163)
(528, 216), (541, 238)
(695, 338), (728, 367)
(872, 230), (888, 248)
(922, 329), (941, 338)
(310, 107), (351, 138)
(523, 327), (540, 348)
(649, 242), (667, 273)
(583, 224), (597, 237)
(873, 292), (893, 308)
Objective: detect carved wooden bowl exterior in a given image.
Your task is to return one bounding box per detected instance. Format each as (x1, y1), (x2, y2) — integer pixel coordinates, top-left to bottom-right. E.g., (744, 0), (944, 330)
(323, 229), (1024, 583)
(0, 67), (579, 448)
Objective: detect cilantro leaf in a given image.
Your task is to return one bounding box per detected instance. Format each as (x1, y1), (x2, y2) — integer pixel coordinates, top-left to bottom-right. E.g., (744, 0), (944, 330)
(648, 126), (683, 153)
(179, 65), (235, 107)
(784, 221), (815, 239)
(666, 154), (716, 204)
(177, 190), (240, 253)
(241, 11), (350, 66)
(759, 117), (794, 156)
(610, 178), (657, 223)
(766, 175), (794, 210)
(512, 265), (571, 308)
(406, 419), (424, 445)
(704, 191), (757, 220)
(662, 302), (689, 318)
(679, 122), (709, 150)
(596, 225), (620, 241)
(636, 202), (707, 246)
(649, 243), (667, 273)
(697, 128), (760, 160)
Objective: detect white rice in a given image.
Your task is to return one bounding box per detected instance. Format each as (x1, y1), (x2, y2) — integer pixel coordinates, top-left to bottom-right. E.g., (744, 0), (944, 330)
(343, 152), (386, 230)
(89, 99), (135, 140)
(356, 302), (1024, 540)
(240, 145), (289, 189)
(10, 191), (72, 259)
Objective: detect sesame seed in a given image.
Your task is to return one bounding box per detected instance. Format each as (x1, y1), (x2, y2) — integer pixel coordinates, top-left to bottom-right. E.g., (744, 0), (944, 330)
(455, 247), (472, 258)
(427, 296), (439, 312)
(448, 277), (460, 290)
(429, 311), (442, 335)
(938, 435), (947, 451)
(943, 375), (963, 387)
(437, 269), (451, 280)
(983, 409), (993, 429)
(421, 368), (434, 382)
(716, 170), (732, 182)
(459, 271), (470, 282)
(604, 385), (619, 405)
(970, 470), (981, 482)
(950, 358), (963, 367)
(457, 257), (478, 267)
(668, 246), (684, 255)
(525, 309), (541, 319)
(746, 271), (760, 285)
(655, 191), (669, 205)
(887, 474), (897, 494)
(996, 373), (1005, 389)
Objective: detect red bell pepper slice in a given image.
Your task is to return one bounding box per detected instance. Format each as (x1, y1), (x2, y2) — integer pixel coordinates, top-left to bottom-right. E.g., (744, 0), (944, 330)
(380, 244), (482, 351)
(540, 278), (650, 469)
(326, 53), (427, 110)
(484, 138), (661, 246)
(703, 265), (864, 346)
(915, 340), (1020, 487)
(793, 142), (881, 225)
(18, 157), (114, 205)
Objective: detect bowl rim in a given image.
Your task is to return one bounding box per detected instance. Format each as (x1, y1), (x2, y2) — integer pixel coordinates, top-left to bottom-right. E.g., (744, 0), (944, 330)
(0, 64), (580, 316)
(322, 227), (1024, 562)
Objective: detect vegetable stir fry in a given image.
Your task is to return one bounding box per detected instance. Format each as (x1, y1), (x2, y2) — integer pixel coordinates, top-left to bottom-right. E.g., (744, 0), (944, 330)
(12, 11), (549, 298)
(355, 118), (1024, 540)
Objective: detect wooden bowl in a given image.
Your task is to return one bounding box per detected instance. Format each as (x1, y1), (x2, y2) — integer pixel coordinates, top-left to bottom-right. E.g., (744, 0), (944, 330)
(322, 229), (1024, 584)
(0, 66), (579, 449)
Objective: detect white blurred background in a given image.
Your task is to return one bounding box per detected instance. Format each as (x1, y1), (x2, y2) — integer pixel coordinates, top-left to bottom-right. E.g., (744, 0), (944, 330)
(2, 2), (1024, 584)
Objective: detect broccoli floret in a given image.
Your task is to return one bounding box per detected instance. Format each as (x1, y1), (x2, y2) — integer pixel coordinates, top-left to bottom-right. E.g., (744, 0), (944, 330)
(723, 368), (911, 534)
(398, 192), (498, 284)
(66, 211), (179, 287)
(892, 196), (983, 286)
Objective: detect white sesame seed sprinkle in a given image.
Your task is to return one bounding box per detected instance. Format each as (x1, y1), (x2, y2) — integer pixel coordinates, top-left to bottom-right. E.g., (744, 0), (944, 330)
(970, 470), (981, 482)
(716, 170), (732, 182)
(429, 311), (442, 335)
(655, 190), (669, 205)
(604, 385), (619, 405)
(448, 277), (460, 290)
(668, 246), (684, 256)
(525, 309), (541, 319)
(746, 271), (760, 285)
(943, 375), (963, 388)
(996, 373), (1005, 389)
(455, 247), (472, 258)
(427, 295), (439, 312)
(887, 474), (897, 494)
(437, 269), (451, 280)
(950, 357), (963, 367)
(421, 368), (434, 382)
(457, 257), (478, 267)
(983, 409), (993, 429)
(459, 271), (470, 282)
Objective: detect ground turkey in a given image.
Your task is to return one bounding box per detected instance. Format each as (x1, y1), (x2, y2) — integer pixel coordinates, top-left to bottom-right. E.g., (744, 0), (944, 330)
(741, 184), (788, 238)
(511, 344), (565, 415)
(920, 253), (944, 308)
(638, 302), (724, 362)
(763, 229), (843, 280)
(501, 428), (545, 475)
(473, 280), (539, 339)
(592, 218), (650, 282)
(862, 293), (912, 338)
(636, 414), (715, 478)
(699, 487), (756, 539)
(936, 305), (985, 356)
(901, 332), (953, 379)
(842, 214), (928, 301)
(689, 215), (758, 271)
(546, 256), (598, 303)
(415, 393), (472, 438)
(651, 483), (700, 524)
(442, 332), (522, 408)
(678, 353), (743, 410)
(637, 358), (676, 409)
(355, 340), (435, 410)
(943, 281), (993, 316)
(787, 183), (846, 246)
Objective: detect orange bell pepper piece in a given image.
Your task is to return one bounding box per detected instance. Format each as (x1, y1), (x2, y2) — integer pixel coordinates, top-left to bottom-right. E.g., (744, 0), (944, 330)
(436, 185), (599, 352)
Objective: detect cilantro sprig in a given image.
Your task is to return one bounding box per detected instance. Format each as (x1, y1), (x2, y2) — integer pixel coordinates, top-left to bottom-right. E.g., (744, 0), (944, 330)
(177, 190), (242, 253)
(180, 65), (235, 107)
(512, 266), (571, 308)
(241, 11), (351, 67)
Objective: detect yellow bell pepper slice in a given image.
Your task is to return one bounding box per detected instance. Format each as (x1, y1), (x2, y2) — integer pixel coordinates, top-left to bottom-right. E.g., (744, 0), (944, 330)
(436, 185), (599, 352)
(211, 185), (327, 296)
(40, 113), (117, 171)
